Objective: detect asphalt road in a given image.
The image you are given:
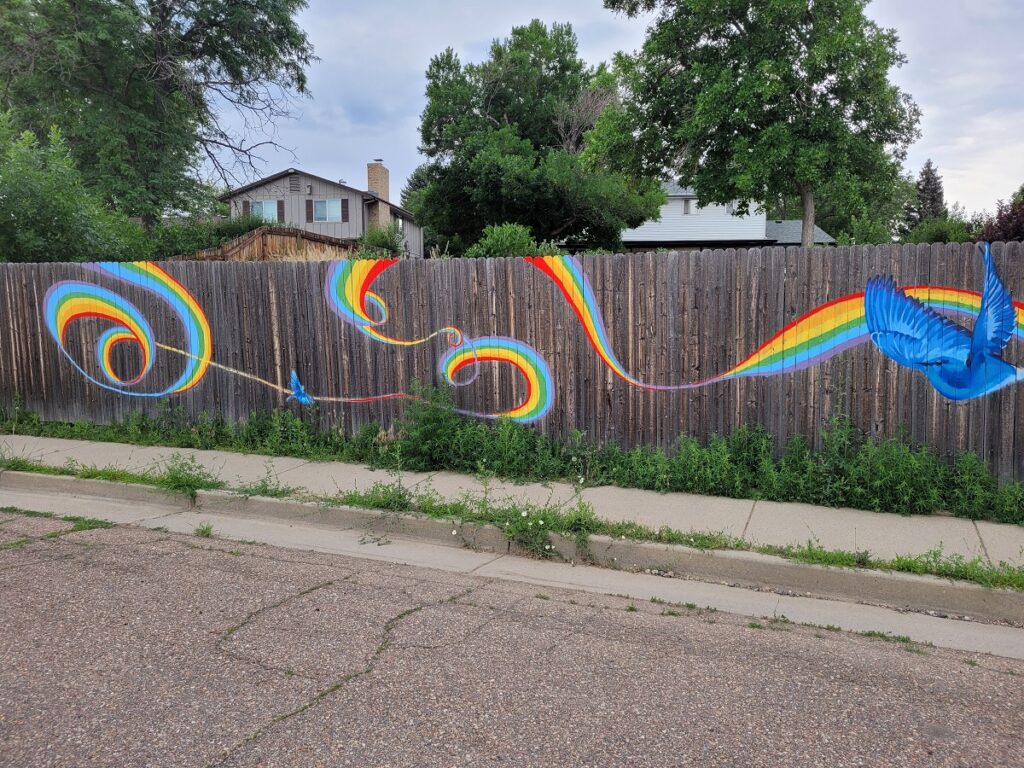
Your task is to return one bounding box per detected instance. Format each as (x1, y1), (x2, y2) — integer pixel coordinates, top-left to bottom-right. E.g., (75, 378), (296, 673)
(1, 510), (1021, 768)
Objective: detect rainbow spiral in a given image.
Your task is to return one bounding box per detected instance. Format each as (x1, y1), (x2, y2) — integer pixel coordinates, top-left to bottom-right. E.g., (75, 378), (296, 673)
(44, 262), (211, 396)
(439, 337), (554, 422)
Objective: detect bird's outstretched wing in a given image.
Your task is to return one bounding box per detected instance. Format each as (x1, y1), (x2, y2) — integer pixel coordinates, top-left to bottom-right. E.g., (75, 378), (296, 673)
(865, 276), (971, 371)
(971, 243), (1016, 360)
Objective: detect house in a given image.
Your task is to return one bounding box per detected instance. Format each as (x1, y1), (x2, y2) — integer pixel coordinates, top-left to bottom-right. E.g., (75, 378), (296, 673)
(620, 183), (835, 250)
(219, 161), (425, 258)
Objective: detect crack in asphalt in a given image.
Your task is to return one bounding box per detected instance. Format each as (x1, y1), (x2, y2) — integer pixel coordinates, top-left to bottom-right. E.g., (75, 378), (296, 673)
(205, 585), (479, 767)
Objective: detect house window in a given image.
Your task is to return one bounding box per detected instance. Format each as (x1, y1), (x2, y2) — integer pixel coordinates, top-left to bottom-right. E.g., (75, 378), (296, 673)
(726, 201), (736, 215)
(313, 199), (342, 222)
(250, 200), (280, 222)
(683, 199), (692, 215)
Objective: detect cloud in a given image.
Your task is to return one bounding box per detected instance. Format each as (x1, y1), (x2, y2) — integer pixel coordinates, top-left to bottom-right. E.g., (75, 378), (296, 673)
(868, 0), (1024, 211)
(216, 1), (1022, 214)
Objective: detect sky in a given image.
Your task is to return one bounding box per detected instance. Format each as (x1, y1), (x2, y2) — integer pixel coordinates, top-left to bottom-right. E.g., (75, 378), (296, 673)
(231, 0), (1024, 216)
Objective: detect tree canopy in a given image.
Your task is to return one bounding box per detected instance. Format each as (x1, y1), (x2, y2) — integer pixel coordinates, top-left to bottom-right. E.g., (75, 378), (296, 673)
(606, 0), (921, 246)
(0, 115), (144, 262)
(409, 20), (664, 253)
(0, 0), (314, 223)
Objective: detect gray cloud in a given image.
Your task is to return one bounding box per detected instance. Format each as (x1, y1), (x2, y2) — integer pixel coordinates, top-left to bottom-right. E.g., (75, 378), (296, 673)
(235, 0), (1021, 214)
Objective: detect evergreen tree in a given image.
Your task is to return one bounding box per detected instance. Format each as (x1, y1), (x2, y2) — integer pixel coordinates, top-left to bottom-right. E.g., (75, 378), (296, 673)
(915, 159), (947, 220)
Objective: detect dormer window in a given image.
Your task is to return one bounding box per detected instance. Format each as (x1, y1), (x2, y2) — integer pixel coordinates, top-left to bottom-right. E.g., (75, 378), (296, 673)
(683, 199), (692, 215)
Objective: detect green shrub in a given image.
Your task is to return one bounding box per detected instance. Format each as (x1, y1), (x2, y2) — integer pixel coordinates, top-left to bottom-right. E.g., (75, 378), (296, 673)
(149, 214), (264, 260)
(993, 482), (1024, 525)
(847, 437), (945, 515)
(359, 222), (405, 254)
(905, 216), (973, 244)
(948, 452), (997, 519)
(465, 223), (555, 259)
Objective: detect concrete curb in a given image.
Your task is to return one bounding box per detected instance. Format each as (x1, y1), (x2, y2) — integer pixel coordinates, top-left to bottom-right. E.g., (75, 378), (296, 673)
(194, 490), (510, 553)
(5, 472), (1022, 624)
(0, 470), (190, 509)
(197, 491), (1024, 625)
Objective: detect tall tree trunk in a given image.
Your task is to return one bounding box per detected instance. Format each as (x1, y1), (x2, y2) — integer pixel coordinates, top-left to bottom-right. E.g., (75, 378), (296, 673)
(800, 185), (816, 248)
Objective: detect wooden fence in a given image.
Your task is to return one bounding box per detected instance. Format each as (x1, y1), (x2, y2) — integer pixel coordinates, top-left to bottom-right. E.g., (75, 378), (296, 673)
(2, 241), (1022, 478)
(173, 226), (357, 262)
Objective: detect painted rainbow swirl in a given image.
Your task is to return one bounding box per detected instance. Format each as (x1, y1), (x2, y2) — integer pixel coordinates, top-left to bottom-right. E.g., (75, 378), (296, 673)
(44, 262), (211, 396)
(323, 258), (552, 421)
(439, 337), (553, 422)
(528, 255), (1024, 387)
(325, 258), (462, 346)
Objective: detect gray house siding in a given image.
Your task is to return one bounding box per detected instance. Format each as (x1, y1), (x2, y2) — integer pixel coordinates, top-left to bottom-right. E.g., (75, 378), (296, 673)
(396, 213), (424, 259)
(225, 170), (425, 258)
(227, 172), (365, 240)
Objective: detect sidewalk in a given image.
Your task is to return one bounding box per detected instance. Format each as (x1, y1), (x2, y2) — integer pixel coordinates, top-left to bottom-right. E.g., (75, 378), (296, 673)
(3, 433), (1023, 566)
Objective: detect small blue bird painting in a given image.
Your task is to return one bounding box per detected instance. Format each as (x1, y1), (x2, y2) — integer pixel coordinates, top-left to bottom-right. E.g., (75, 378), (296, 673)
(865, 243), (1023, 400)
(286, 370), (315, 405)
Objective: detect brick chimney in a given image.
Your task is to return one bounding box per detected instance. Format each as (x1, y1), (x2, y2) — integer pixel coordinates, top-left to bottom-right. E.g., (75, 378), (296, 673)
(367, 159), (389, 202)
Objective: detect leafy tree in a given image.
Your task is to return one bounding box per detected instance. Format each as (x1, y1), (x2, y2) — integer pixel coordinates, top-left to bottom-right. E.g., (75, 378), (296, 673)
(0, 0), (314, 224)
(0, 115), (145, 262)
(606, 0), (921, 246)
(411, 20), (664, 253)
(982, 198), (1024, 242)
(772, 168), (917, 244)
(912, 158), (947, 223)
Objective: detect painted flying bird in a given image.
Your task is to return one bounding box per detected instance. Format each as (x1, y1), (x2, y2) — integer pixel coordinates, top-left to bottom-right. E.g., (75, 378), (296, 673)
(286, 370), (315, 405)
(865, 243), (1022, 401)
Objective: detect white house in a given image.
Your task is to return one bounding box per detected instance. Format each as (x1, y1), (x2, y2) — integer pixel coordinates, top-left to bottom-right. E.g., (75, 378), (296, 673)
(621, 183), (834, 250)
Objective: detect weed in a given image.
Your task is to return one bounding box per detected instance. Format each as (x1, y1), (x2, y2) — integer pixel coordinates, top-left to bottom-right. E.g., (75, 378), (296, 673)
(155, 455), (224, 501)
(625, 603), (638, 612)
(335, 481), (412, 512)
(661, 608), (682, 617)
(194, 522), (214, 538)
(235, 464), (297, 499)
(748, 621), (765, 629)
(226, 550), (242, 556)
(534, 593), (550, 600)
(0, 537), (31, 550)
(46, 516), (114, 537)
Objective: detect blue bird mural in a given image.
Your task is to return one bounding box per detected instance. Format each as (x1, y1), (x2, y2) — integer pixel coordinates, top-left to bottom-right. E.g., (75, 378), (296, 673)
(865, 243), (1023, 400)
(286, 370), (315, 405)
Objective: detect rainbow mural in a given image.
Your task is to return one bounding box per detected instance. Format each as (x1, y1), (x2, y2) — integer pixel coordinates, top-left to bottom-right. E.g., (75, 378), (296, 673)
(44, 262), (211, 396)
(43, 245), (1022, 424)
(527, 253), (1024, 397)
